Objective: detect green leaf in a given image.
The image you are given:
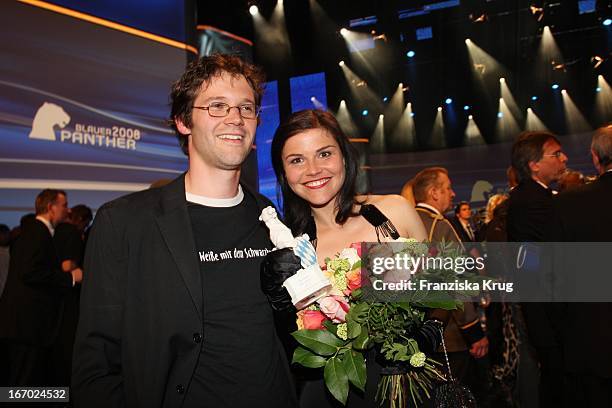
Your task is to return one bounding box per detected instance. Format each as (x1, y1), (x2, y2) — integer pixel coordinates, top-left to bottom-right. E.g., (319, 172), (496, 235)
(350, 288), (363, 300)
(323, 320), (339, 337)
(292, 347), (327, 368)
(324, 356), (349, 404)
(347, 319), (361, 339)
(342, 351), (366, 391)
(347, 302), (369, 323)
(352, 328), (369, 350)
(352, 260), (362, 270)
(291, 329), (344, 356)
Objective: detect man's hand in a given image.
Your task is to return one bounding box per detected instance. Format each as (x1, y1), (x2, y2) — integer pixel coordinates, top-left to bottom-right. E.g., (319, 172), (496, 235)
(469, 336), (489, 359)
(260, 248), (302, 312)
(70, 268), (83, 285)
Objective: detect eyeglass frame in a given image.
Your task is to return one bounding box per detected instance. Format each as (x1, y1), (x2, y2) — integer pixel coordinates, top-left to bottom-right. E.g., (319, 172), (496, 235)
(192, 102), (261, 119)
(542, 150), (566, 159)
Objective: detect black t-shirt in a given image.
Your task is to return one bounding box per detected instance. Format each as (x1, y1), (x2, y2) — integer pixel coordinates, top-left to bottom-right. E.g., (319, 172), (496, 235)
(183, 191), (295, 407)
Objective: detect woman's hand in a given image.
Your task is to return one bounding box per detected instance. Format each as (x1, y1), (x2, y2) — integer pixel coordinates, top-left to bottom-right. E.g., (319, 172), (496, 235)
(260, 248), (302, 312)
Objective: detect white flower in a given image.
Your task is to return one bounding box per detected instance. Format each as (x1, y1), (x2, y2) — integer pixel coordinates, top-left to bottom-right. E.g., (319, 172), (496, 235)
(339, 247), (360, 267)
(337, 323), (348, 340)
(410, 352), (427, 367)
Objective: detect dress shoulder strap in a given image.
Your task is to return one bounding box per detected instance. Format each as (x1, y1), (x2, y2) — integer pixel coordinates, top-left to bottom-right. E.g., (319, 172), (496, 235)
(359, 204), (400, 242)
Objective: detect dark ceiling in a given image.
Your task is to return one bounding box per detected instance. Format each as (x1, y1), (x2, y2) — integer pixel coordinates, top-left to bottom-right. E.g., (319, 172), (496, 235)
(196, 0), (611, 151)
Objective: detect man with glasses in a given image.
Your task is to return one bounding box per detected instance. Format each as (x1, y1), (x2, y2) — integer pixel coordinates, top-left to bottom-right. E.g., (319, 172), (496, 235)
(507, 131), (567, 407)
(73, 54), (297, 408)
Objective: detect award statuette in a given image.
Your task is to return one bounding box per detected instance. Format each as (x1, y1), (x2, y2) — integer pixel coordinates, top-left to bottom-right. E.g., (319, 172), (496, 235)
(259, 207), (331, 309)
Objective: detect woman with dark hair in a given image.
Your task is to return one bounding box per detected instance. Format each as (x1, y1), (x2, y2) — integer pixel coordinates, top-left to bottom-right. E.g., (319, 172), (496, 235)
(267, 109), (428, 407)
(271, 109), (426, 260)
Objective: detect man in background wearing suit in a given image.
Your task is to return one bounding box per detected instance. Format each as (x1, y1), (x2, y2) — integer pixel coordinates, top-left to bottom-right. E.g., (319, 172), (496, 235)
(0, 189), (83, 385)
(551, 125), (612, 407)
(450, 201), (476, 243)
(411, 167), (489, 394)
(507, 131), (568, 407)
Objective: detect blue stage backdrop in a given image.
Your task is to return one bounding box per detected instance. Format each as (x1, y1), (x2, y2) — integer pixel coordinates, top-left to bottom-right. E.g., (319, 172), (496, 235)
(0, 0), (195, 227)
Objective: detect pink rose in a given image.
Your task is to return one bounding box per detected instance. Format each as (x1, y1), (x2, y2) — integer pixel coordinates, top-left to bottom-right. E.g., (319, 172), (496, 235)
(302, 310), (327, 330)
(318, 295), (350, 323)
(349, 242), (362, 258)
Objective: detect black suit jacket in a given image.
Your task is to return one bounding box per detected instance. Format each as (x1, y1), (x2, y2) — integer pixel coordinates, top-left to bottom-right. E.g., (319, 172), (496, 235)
(507, 178), (553, 242)
(0, 219), (72, 347)
(507, 178), (562, 348)
(551, 171), (612, 377)
(72, 175), (293, 408)
(449, 216), (475, 243)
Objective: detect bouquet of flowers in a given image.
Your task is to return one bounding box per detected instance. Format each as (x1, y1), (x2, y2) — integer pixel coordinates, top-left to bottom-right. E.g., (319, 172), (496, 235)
(291, 239), (467, 407)
(258, 207), (481, 407)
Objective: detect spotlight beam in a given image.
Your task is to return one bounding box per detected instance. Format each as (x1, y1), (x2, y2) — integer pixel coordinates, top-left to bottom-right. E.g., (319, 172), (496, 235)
(370, 114), (385, 153)
(561, 90), (591, 134)
(465, 115), (484, 145)
(496, 98), (521, 141)
(429, 107), (445, 148)
(391, 102), (416, 150)
(595, 75), (612, 123)
(339, 63), (383, 112)
(336, 100), (359, 138)
(525, 108), (549, 132)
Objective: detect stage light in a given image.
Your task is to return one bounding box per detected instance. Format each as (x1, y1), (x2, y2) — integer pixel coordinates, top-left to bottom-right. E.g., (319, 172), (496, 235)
(410, 112), (415, 117)
(465, 38), (471, 44)
(470, 13), (488, 23)
(561, 89), (567, 94)
(552, 84), (559, 90)
(379, 114), (384, 119)
(497, 112), (503, 118)
(591, 56), (604, 69)
(596, 87), (602, 92)
(603, 19), (612, 26)
(531, 96), (538, 101)
(463, 105), (470, 111)
(249, 5), (258, 15)
(437, 107), (442, 112)
(530, 5), (544, 22)
(445, 98), (453, 105)
(406, 50), (415, 58)
(383, 97), (388, 102)
(361, 109), (368, 116)
(310, 96), (316, 101)
(340, 28), (349, 36)
(339, 60), (345, 67)
(499, 77), (505, 83)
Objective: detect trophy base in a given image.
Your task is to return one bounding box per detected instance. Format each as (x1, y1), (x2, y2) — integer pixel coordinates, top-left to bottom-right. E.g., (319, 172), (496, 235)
(283, 264), (331, 309)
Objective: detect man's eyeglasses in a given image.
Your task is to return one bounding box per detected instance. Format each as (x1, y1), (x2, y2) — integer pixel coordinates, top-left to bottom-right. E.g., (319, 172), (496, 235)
(543, 151), (565, 159)
(193, 102), (260, 119)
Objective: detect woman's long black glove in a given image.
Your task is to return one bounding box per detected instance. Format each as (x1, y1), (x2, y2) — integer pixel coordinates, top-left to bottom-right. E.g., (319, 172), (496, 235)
(260, 248), (302, 312)
(414, 320), (444, 354)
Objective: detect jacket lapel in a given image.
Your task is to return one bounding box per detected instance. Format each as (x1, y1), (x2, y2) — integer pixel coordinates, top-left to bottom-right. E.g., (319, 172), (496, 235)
(154, 175), (203, 321)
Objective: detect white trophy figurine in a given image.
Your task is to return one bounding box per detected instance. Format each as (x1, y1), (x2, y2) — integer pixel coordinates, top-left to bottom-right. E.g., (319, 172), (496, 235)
(259, 207), (331, 309)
